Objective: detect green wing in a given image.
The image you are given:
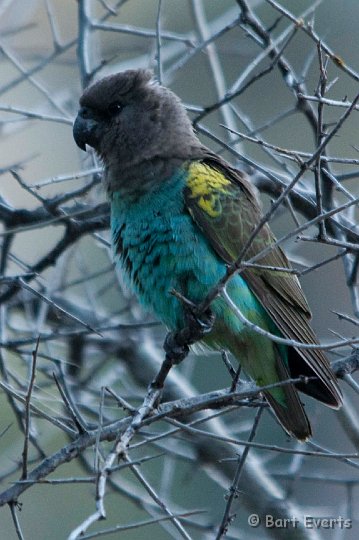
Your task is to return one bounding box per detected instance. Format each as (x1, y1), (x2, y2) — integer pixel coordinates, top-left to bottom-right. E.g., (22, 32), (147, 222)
(184, 153), (342, 408)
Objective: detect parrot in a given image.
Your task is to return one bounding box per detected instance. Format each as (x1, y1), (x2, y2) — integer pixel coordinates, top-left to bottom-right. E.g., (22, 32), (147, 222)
(73, 69), (342, 440)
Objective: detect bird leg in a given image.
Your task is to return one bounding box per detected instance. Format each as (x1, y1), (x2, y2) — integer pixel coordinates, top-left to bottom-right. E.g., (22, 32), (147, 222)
(165, 289), (214, 363)
(151, 296), (215, 392)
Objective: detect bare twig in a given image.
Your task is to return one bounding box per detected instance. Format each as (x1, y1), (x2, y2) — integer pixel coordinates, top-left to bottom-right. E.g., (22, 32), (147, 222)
(21, 337), (39, 480)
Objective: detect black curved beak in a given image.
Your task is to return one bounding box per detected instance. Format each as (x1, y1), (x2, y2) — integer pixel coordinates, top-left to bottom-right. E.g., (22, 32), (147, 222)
(73, 115), (87, 151)
(73, 107), (99, 151)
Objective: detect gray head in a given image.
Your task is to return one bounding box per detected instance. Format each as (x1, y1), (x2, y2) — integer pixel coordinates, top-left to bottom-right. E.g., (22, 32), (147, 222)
(73, 69), (203, 192)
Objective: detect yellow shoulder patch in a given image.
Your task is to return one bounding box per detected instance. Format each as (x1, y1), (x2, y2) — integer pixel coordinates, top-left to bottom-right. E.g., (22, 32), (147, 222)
(186, 162), (231, 218)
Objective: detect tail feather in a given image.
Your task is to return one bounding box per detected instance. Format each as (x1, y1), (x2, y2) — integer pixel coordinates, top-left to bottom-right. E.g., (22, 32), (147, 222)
(264, 348), (312, 441)
(213, 323), (316, 440)
(288, 347), (341, 409)
(264, 390), (311, 441)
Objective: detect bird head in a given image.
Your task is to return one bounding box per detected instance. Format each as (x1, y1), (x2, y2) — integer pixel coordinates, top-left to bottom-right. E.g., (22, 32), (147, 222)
(73, 69), (202, 192)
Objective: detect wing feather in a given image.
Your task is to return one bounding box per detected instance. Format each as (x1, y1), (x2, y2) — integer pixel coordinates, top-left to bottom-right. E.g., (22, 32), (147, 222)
(184, 152), (342, 407)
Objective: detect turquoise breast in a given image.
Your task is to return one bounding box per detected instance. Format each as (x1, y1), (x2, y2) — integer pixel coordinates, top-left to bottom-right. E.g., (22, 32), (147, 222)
(110, 166), (270, 334)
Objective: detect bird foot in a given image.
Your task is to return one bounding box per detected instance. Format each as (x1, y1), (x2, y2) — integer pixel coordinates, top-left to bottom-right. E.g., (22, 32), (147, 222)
(163, 307), (215, 365)
(184, 307), (215, 343)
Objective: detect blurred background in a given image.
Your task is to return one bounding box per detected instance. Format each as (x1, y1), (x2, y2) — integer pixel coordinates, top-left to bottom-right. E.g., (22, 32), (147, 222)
(0, 1), (359, 538)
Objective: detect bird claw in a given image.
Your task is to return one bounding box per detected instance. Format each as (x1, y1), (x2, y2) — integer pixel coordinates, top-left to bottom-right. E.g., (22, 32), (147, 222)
(163, 308), (215, 365)
(185, 307), (215, 339)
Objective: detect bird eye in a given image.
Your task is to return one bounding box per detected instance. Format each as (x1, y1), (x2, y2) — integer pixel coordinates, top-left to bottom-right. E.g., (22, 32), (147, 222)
(108, 102), (123, 116)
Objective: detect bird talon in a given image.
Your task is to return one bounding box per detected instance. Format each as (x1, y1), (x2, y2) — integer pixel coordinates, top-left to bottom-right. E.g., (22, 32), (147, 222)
(185, 307), (215, 342)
